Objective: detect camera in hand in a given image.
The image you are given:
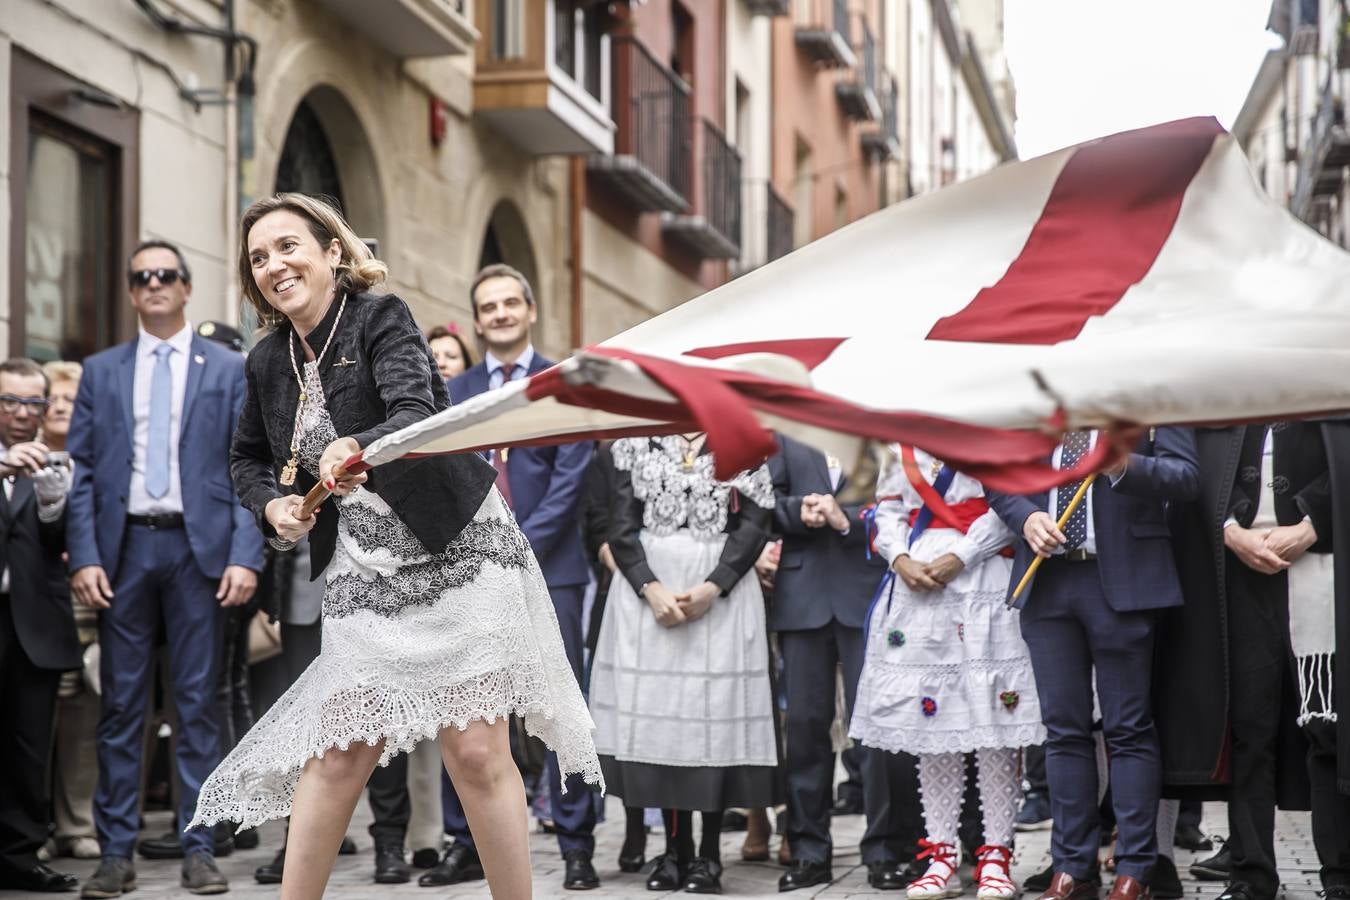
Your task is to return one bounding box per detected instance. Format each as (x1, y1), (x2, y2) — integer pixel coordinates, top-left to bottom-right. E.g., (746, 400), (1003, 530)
(45, 451), (70, 469)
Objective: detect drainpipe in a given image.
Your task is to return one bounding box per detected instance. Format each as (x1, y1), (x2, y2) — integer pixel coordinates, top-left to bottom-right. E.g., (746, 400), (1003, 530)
(570, 156), (585, 351)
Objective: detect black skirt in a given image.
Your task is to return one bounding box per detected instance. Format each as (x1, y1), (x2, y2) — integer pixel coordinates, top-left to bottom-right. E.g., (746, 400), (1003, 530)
(599, 755), (782, 811)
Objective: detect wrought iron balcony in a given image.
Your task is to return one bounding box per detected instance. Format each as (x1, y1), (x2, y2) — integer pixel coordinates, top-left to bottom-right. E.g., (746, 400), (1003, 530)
(795, 0), (856, 69)
(589, 36), (691, 212)
(662, 119), (743, 259)
(315, 0), (475, 57)
(862, 73), (900, 160)
(766, 184), (795, 263)
(837, 21), (880, 122)
(1292, 73), (1350, 221)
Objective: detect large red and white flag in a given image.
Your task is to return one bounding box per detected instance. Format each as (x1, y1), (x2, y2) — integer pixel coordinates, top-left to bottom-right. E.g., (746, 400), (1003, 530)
(355, 117), (1350, 490)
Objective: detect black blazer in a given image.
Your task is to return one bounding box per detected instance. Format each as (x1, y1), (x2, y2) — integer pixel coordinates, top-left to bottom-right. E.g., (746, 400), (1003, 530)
(232, 291), (497, 578)
(1, 479), (81, 671)
(766, 433), (885, 632)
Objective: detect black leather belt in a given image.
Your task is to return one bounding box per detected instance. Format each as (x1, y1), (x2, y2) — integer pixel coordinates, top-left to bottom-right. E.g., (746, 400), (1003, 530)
(1062, 548), (1096, 562)
(127, 513), (185, 529)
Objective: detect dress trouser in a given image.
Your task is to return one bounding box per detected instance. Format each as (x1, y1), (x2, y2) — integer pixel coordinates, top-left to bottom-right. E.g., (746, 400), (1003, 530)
(780, 619), (924, 865)
(52, 687), (100, 841)
(215, 607), (253, 754)
(443, 584), (597, 855)
(1025, 744), (1049, 796)
(1303, 717), (1350, 889)
(94, 524), (223, 858)
(1019, 558), (1160, 883)
(0, 595), (61, 873)
(1224, 560), (1288, 900)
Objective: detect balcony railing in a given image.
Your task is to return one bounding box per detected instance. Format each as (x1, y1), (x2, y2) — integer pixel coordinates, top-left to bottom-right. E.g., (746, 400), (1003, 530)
(745, 0), (790, 14)
(863, 73), (900, 160)
(794, 0), (856, 68)
(837, 21), (880, 121)
(588, 36), (690, 212)
(767, 184), (795, 263)
(662, 119), (742, 259)
(1293, 72), (1350, 220)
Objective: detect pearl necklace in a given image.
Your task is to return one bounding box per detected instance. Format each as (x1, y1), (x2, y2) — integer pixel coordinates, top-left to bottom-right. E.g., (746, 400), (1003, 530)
(279, 292), (348, 487)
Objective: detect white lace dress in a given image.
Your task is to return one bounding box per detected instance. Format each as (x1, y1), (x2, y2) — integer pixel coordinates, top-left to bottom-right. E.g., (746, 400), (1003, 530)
(849, 446), (1045, 755)
(189, 362), (601, 831)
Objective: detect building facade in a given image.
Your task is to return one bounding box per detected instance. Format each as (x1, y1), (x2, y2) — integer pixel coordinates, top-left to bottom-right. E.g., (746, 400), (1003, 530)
(5, 0), (1015, 364)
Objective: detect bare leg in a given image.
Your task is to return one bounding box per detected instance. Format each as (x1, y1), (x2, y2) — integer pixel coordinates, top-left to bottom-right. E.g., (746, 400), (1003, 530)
(280, 739), (385, 900)
(439, 720), (531, 900)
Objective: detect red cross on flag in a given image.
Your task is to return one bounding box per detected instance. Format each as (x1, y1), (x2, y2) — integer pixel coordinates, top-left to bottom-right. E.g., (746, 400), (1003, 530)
(348, 117), (1350, 492)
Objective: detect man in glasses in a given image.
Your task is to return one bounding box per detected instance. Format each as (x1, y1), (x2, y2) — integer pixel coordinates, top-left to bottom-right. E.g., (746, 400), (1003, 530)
(0, 358), (82, 893)
(66, 240), (262, 897)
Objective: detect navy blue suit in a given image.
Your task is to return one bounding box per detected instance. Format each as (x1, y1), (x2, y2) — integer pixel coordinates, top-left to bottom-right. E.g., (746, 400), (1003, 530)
(67, 334), (262, 858)
(987, 427), (1198, 884)
(767, 434), (923, 865)
(443, 352), (596, 855)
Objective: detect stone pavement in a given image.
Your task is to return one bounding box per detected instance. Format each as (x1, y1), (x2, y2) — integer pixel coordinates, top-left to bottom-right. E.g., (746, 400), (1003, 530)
(1, 803), (1327, 899)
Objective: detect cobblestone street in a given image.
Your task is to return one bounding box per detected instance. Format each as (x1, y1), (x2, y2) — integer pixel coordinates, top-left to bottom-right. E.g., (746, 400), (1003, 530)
(0, 803), (1323, 900)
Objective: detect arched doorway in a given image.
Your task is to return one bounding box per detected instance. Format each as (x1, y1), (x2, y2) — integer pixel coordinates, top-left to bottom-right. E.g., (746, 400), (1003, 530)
(273, 86), (385, 243)
(479, 200), (539, 300)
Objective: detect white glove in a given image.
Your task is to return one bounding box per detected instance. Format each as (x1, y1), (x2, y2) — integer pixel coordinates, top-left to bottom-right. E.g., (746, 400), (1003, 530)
(31, 464), (72, 506)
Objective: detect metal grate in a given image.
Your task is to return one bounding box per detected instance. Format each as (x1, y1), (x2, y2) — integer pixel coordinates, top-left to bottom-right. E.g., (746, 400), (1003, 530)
(702, 119), (743, 252)
(767, 184), (795, 262)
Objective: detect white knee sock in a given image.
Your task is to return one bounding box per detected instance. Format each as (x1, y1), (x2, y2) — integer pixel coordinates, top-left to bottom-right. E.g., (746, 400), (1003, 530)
(975, 747), (1020, 848)
(918, 752), (965, 848)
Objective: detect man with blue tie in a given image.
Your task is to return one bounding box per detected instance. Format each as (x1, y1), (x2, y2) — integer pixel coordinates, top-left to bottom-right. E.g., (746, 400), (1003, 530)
(420, 264), (597, 891)
(987, 428), (1199, 900)
(66, 241), (263, 898)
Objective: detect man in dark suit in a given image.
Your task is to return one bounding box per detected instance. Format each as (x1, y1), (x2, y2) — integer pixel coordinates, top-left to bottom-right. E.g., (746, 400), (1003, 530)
(420, 264), (597, 891)
(66, 241), (263, 897)
(988, 428), (1199, 900)
(0, 358), (82, 893)
(768, 434), (924, 891)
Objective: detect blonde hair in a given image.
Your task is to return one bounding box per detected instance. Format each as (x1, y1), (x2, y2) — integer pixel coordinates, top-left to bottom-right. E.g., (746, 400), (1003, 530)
(238, 193), (389, 327)
(43, 360), (82, 386)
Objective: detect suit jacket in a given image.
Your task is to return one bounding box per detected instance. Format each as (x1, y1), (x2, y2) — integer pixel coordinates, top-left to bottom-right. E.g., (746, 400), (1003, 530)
(766, 433), (886, 631)
(232, 293), (497, 579)
(987, 426), (1200, 612)
(1, 480), (80, 671)
(67, 333), (263, 581)
(448, 354), (591, 588)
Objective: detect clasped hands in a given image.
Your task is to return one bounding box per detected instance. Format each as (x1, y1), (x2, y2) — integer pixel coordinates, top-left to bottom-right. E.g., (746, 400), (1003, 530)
(1225, 518), (1318, 575)
(799, 493), (849, 532)
(643, 580), (720, 627)
(892, 552), (965, 592)
(265, 437), (366, 542)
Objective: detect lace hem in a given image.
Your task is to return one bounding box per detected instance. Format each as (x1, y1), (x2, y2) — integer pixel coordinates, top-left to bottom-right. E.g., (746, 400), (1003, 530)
(188, 670), (603, 832)
(849, 721), (1046, 756)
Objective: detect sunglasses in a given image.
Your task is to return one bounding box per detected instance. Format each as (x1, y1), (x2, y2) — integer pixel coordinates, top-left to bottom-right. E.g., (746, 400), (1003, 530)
(128, 268), (185, 288)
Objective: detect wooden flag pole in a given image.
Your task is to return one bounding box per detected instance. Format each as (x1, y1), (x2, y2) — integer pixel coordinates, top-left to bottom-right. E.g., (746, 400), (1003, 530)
(1010, 473), (1097, 602)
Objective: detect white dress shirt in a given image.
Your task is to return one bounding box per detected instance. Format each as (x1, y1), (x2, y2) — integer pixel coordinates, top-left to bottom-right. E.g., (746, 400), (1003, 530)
(485, 346), (535, 389)
(128, 323), (192, 515)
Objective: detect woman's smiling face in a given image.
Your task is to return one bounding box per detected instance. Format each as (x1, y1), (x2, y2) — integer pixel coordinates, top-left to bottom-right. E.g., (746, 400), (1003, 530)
(247, 209), (342, 328)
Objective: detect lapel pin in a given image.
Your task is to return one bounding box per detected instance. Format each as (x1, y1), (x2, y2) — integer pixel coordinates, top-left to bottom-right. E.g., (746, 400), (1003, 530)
(193, 354), (205, 365)
(334, 356), (356, 367)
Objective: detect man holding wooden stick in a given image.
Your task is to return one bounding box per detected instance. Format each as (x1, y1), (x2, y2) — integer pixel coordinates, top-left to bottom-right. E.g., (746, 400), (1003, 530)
(988, 428), (1199, 900)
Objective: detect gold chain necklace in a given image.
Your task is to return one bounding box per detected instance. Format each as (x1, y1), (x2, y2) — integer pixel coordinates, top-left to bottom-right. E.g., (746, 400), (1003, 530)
(280, 293), (348, 486)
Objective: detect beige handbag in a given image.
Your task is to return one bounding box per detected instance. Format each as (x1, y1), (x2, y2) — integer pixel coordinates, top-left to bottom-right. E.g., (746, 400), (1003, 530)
(247, 610), (283, 664)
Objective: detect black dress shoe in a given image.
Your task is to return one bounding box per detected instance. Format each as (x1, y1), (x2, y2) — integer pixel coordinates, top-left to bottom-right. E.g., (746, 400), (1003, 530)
(720, 810), (749, 831)
(0, 863), (78, 893)
(1174, 822), (1212, 852)
(233, 826), (259, 851)
(830, 795), (864, 816)
(419, 843), (484, 887)
(137, 827), (234, 860)
(1214, 883), (1258, 900)
(1151, 855), (1183, 899)
(412, 847), (441, 868)
(1190, 846), (1231, 882)
(868, 860), (910, 890)
(374, 843), (412, 884)
(646, 853), (684, 891)
(339, 835), (358, 855)
(779, 860), (833, 892)
(255, 848), (285, 884)
(618, 839), (646, 873)
(684, 857), (723, 894)
(564, 849), (600, 890)
(1026, 862), (1056, 893)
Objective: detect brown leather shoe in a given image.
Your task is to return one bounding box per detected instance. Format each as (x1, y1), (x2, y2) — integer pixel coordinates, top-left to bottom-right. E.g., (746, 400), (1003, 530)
(1107, 875), (1151, 900)
(1038, 871), (1102, 900)
(741, 807), (771, 861)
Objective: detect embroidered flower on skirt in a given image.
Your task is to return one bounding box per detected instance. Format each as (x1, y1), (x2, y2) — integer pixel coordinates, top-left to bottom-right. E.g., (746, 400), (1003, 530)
(921, 696), (938, 717)
(999, 691), (1020, 711)
(888, 629), (906, 647)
